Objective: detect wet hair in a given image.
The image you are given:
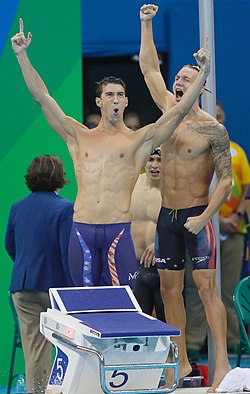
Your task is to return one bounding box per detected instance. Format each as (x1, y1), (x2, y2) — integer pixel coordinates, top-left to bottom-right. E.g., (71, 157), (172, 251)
(25, 154), (68, 192)
(151, 147), (161, 157)
(95, 76), (126, 97)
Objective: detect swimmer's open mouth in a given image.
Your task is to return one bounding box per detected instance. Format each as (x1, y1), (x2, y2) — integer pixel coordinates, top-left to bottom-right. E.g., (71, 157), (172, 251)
(176, 89), (184, 100)
(114, 108), (119, 114)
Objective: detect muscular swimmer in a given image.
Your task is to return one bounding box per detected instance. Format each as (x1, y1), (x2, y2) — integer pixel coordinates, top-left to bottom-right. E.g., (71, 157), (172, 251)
(140, 4), (232, 392)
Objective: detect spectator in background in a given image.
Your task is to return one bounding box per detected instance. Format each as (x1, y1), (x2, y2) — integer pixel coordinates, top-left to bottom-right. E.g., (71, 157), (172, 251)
(245, 185), (250, 276)
(217, 100), (250, 352)
(85, 112), (101, 129)
(124, 111), (141, 131)
(244, 186), (250, 340)
(246, 185), (250, 221)
(131, 147), (165, 321)
(5, 155), (74, 394)
(185, 101), (250, 357)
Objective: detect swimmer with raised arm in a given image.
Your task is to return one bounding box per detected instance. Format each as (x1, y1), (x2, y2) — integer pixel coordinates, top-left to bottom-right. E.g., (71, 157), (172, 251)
(139, 4), (232, 391)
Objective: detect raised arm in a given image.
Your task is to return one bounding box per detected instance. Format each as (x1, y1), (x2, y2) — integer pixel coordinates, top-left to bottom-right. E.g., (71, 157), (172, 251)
(139, 4), (173, 112)
(11, 19), (75, 142)
(143, 46), (211, 148)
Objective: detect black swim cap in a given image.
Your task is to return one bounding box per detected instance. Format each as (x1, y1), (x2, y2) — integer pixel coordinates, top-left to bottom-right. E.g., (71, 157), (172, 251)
(151, 147), (161, 156)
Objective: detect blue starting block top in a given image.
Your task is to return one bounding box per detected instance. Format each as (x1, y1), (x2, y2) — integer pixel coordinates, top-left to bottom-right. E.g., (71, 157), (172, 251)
(49, 286), (141, 314)
(48, 286), (180, 338)
(71, 311), (180, 338)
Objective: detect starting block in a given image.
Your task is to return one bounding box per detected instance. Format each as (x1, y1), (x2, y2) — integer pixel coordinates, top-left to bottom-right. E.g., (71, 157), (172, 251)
(40, 286), (180, 393)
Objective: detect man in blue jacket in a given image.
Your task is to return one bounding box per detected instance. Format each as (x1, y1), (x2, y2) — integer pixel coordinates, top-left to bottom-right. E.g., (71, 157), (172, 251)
(5, 154), (73, 394)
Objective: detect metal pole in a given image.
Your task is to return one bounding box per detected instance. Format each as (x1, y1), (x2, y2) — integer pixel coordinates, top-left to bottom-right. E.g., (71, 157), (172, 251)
(198, 0), (221, 386)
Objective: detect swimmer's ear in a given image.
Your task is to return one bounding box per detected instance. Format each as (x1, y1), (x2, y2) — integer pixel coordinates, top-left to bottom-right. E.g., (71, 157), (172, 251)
(95, 96), (102, 108)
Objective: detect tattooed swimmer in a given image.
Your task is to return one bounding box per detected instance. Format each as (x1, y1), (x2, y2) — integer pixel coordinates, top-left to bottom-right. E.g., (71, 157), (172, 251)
(140, 4), (232, 392)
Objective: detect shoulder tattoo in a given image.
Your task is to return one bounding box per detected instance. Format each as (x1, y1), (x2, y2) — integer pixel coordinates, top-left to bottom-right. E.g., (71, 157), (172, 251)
(188, 122), (232, 180)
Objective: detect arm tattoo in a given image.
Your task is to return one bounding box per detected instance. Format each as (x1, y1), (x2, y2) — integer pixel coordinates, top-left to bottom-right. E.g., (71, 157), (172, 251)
(187, 122), (232, 180)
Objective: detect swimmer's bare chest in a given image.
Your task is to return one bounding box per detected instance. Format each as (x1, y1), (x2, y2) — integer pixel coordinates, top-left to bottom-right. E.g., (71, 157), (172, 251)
(162, 121), (212, 162)
(70, 130), (144, 223)
(70, 131), (139, 178)
(161, 121), (214, 208)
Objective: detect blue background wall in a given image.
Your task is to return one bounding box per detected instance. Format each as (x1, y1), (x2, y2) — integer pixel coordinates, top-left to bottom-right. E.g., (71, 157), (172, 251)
(82, 0), (250, 159)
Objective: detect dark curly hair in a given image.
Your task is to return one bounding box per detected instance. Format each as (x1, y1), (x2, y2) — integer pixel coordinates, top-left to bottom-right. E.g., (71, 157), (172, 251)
(95, 76), (126, 98)
(25, 155), (68, 192)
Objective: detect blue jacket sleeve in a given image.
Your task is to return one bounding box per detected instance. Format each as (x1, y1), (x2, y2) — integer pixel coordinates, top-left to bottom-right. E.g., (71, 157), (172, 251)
(5, 207), (16, 261)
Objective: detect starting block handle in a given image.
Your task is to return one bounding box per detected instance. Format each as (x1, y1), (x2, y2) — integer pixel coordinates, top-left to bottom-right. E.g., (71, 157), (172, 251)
(52, 333), (179, 394)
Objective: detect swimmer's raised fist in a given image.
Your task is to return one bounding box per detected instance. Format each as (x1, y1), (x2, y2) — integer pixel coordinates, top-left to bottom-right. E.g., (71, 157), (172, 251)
(140, 4), (159, 21)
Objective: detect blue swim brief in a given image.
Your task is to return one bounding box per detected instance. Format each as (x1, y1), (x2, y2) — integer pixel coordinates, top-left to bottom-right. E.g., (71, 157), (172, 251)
(68, 222), (138, 288)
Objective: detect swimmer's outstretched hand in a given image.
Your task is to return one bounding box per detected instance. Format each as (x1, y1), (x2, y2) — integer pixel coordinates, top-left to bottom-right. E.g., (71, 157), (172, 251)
(193, 37), (211, 75)
(11, 18), (32, 55)
(184, 215), (208, 235)
(140, 4), (159, 21)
